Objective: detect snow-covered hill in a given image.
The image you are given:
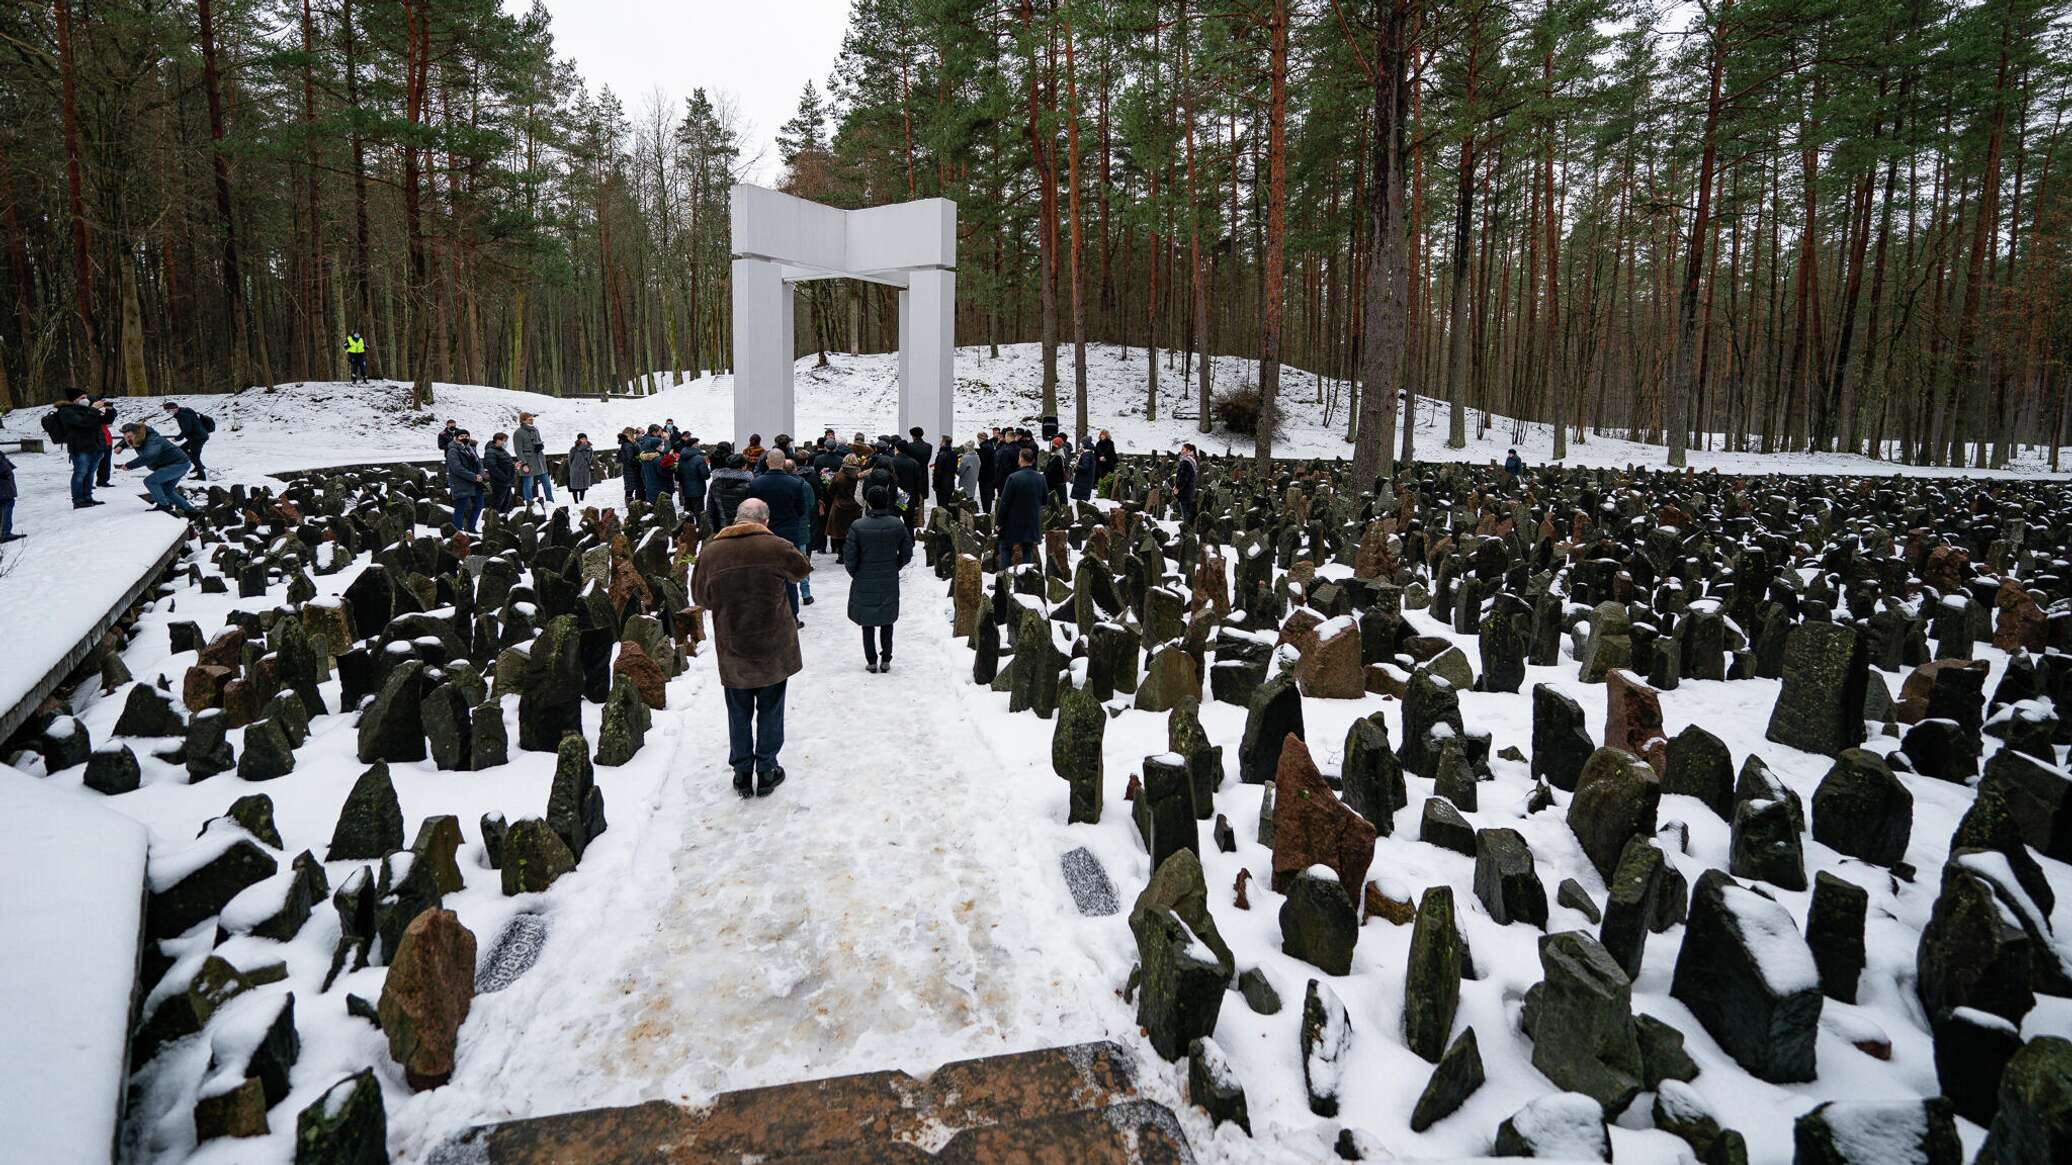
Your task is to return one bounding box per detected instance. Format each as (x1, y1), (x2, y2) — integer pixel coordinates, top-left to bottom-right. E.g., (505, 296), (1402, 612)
(8, 342), (2060, 479)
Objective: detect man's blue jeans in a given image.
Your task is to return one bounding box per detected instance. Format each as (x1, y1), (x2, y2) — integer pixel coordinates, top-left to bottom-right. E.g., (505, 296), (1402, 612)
(1, 498), (14, 536)
(144, 464), (198, 512)
(788, 527), (813, 611)
(521, 472), (554, 503)
(70, 451), (98, 503)
(724, 680), (787, 774)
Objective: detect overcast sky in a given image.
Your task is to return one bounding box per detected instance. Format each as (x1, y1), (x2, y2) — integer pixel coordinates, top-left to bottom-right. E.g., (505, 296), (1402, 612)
(511, 0), (851, 184)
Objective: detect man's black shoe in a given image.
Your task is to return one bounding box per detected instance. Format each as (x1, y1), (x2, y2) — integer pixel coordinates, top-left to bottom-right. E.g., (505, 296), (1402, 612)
(756, 767), (786, 797)
(0, 533), (22, 543)
(865, 661), (879, 674)
(79, 499), (105, 507)
(803, 594), (815, 606)
(880, 657), (892, 673)
(733, 769), (755, 799)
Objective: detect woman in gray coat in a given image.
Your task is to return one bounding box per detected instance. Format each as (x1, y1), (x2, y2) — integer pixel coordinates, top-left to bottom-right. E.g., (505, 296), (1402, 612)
(842, 486), (913, 672)
(513, 413), (552, 505)
(957, 443), (980, 498)
(567, 434), (596, 503)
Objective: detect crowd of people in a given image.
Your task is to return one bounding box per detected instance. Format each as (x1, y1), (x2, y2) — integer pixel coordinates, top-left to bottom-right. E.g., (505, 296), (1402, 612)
(430, 409), (1203, 800)
(7, 393), (216, 543)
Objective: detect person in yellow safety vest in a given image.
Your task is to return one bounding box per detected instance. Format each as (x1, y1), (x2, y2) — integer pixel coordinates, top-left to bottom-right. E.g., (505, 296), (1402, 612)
(345, 332), (369, 383)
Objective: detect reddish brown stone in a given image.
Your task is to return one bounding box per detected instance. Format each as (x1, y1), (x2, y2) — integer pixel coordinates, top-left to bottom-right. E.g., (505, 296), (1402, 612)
(1191, 548), (1231, 619)
(1269, 735), (1377, 894)
(1296, 619), (1365, 700)
(613, 641), (668, 711)
(1923, 545), (1969, 594)
(196, 627), (246, 670)
(1233, 868), (1252, 911)
(1124, 773), (1143, 802)
(1992, 579), (2047, 652)
(378, 907), (477, 1090)
(608, 556), (653, 617)
(1896, 659), (1990, 724)
(1605, 669), (1668, 774)
(1353, 520), (1395, 581)
(1044, 528), (1071, 575)
(1277, 608), (1325, 658)
(182, 664), (235, 713)
(220, 678), (262, 730)
(250, 655), (282, 704)
(1365, 882), (1416, 925)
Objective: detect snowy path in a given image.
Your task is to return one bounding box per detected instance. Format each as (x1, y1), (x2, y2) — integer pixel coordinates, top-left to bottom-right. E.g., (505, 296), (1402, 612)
(393, 539), (1116, 1155)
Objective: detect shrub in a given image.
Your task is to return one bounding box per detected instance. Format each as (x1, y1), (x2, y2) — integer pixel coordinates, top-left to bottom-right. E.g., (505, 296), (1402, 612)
(1211, 384), (1280, 442)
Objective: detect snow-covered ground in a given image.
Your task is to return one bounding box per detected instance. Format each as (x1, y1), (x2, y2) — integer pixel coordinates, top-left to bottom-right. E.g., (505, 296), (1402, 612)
(2, 346), (2067, 1164)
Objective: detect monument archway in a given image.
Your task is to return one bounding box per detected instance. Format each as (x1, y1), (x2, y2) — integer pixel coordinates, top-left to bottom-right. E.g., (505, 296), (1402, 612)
(729, 184), (956, 443)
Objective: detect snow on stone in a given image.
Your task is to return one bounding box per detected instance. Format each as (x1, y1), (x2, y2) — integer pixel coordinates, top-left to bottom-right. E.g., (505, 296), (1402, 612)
(147, 815), (262, 893)
(1816, 1101), (1932, 1164)
(1506, 1091), (1606, 1157)
(1715, 877), (1820, 996)
(1949, 1006), (2019, 1035)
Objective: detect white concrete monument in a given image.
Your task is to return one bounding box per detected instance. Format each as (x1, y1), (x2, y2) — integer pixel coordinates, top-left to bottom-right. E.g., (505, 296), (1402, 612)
(729, 184), (956, 443)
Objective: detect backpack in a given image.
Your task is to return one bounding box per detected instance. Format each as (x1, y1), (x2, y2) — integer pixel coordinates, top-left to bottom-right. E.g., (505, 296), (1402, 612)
(199, 412), (216, 434)
(40, 410), (66, 444)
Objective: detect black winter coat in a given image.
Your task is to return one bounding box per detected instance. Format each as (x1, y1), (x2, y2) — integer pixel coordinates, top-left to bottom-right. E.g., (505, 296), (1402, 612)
(170, 406), (209, 447)
(932, 443), (957, 498)
(842, 510), (913, 626)
(997, 466), (1046, 546)
(705, 467), (754, 529)
(977, 439), (998, 487)
(1175, 455), (1197, 499)
(888, 452), (924, 503)
(484, 442), (516, 485)
(0, 448), (17, 502)
(53, 403), (109, 456)
(1094, 437), (1117, 482)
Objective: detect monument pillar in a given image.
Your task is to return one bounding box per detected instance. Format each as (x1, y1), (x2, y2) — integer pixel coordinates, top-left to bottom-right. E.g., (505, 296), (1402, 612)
(731, 257), (793, 443)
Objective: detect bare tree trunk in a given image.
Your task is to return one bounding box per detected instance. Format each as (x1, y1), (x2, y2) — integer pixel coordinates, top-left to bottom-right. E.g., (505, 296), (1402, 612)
(1253, 0), (1289, 471)
(1066, 14), (1089, 442)
(1667, 0), (1729, 466)
(1022, 1), (1059, 413)
(1541, 8), (1564, 461)
(402, 0), (434, 406)
(1352, 0), (1408, 485)
(55, 0), (105, 392)
(1184, 4), (1211, 432)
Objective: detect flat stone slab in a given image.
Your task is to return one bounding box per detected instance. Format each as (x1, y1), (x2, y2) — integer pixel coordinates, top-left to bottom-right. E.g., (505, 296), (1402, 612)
(1061, 846), (1120, 916)
(475, 912), (549, 994)
(433, 1041), (1161, 1164)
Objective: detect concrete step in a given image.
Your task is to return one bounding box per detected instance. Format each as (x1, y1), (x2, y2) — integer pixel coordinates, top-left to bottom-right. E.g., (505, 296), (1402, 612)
(434, 1040), (1193, 1165)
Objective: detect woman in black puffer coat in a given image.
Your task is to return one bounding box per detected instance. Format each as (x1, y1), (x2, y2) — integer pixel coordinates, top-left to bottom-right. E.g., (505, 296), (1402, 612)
(842, 486), (913, 673)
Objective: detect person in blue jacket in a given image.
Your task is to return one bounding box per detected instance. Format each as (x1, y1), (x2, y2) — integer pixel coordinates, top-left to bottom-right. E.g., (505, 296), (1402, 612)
(117, 423), (199, 515)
